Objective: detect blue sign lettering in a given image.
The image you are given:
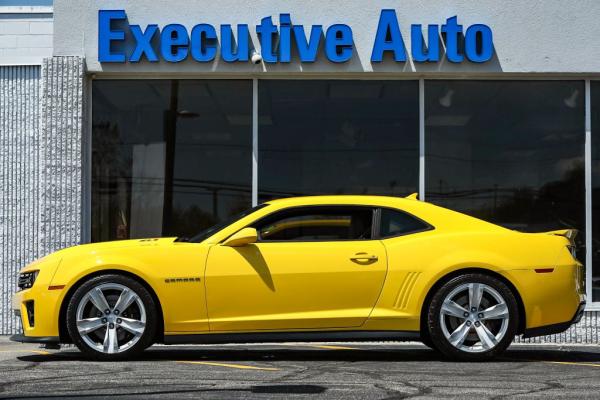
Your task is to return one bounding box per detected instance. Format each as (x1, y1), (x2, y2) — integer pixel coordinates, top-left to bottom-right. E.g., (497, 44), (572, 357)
(465, 24), (493, 63)
(371, 9), (407, 62)
(97, 9), (494, 64)
(256, 16), (278, 63)
(161, 24), (188, 63)
(411, 24), (439, 62)
(325, 24), (353, 63)
(441, 16), (463, 63)
(190, 24), (217, 62)
(221, 24), (249, 62)
(98, 10), (126, 62)
(130, 24), (158, 62)
(293, 24), (322, 63)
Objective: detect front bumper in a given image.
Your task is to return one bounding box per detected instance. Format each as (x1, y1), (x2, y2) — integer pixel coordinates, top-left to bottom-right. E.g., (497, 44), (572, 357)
(12, 283), (64, 340)
(12, 256), (64, 340)
(522, 301), (586, 338)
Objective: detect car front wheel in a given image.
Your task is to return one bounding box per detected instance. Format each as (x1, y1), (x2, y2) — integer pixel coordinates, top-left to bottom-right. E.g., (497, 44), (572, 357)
(427, 273), (519, 361)
(66, 274), (157, 360)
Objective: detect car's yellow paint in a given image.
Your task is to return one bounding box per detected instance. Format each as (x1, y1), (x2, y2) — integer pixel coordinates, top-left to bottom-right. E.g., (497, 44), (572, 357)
(205, 240), (387, 331)
(12, 195), (585, 341)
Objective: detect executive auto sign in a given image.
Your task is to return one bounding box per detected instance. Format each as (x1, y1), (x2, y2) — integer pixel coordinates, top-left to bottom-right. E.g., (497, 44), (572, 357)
(98, 9), (493, 64)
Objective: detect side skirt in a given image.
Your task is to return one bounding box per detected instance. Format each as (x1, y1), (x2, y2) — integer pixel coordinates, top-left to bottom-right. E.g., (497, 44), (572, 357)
(163, 330), (421, 345)
(10, 334), (60, 344)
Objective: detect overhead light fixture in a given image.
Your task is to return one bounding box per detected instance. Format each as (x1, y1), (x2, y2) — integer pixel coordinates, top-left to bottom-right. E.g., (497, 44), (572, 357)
(564, 89), (579, 108)
(439, 89), (454, 108)
(177, 110), (200, 118)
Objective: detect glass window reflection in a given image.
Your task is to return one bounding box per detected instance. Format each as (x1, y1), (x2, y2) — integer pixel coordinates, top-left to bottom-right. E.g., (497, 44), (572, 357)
(91, 80), (252, 242)
(257, 80), (419, 200)
(425, 80), (585, 237)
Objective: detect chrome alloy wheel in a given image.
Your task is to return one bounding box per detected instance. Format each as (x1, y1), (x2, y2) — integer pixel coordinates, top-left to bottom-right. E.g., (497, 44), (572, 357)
(75, 283), (146, 354)
(439, 282), (509, 353)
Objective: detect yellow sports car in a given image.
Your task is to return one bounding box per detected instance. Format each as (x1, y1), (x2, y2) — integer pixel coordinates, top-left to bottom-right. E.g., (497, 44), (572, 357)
(11, 195), (585, 361)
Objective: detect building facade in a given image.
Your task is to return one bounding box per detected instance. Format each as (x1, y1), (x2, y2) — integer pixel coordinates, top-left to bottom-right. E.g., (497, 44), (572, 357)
(1, 0), (599, 343)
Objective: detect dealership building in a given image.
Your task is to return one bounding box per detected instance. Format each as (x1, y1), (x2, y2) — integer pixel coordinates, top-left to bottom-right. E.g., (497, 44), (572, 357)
(1, 0), (599, 342)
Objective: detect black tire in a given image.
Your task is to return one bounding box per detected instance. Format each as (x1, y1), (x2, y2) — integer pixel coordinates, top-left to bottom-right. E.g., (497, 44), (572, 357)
(419, 329), (438, 351)
(427, 273), (519, 361)
(66, 274), (157, 361)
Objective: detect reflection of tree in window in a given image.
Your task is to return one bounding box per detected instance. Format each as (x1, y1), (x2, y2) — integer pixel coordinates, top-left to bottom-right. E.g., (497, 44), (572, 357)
(91, 80), (252, 242)
(426, 81), (584, 237)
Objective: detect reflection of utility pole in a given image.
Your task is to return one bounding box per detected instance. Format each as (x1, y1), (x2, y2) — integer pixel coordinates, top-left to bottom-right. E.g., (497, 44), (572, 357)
(162, 80), (178, 235)
(493, 184), (498, 217)
(212, 189), (219, 218)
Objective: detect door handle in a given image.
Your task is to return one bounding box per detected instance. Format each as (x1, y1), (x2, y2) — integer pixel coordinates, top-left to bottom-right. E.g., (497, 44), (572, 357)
(350, 253), (379, 262)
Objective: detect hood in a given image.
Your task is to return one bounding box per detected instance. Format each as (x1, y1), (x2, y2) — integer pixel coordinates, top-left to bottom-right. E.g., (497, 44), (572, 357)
(72, 237), (179, 252)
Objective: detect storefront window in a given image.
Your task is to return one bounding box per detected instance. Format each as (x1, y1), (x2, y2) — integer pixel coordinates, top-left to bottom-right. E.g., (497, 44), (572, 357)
(257, 80), (419, 200)
(591, 81), (600, 301)
(92, 80), (252, 242)
(425, 81), (585, 242)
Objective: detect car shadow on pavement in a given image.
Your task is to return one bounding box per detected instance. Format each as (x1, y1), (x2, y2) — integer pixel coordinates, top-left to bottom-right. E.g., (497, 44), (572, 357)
(15, 346), (600, 364)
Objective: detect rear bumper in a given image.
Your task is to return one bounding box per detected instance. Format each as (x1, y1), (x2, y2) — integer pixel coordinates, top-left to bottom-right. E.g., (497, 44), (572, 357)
(9, 334), (60, 344)
(522, 302), (586, 338)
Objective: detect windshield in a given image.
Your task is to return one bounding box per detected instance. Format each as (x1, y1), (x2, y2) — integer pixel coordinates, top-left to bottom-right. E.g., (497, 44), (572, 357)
(183, 204), (268, 243)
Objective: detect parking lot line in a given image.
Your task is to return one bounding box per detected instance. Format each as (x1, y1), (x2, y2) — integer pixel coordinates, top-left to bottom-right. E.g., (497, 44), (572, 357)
(307, 345), (359, 350)
(0, 349), (50, 355)
(504, 357), (600, 369)
(544, 360), (600, 368)
(176, 361), (280, 371)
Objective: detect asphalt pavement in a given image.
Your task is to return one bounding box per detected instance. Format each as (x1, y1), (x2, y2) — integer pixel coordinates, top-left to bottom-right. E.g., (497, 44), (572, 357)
(0, 336), (599, 399)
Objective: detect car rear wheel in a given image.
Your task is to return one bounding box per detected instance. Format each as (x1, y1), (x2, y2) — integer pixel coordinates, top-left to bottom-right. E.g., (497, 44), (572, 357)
(427, 273), (518, 361)
(66, 274), (157, 360)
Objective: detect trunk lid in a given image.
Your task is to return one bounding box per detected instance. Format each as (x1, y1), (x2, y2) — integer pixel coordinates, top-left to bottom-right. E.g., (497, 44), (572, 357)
(543, 229), (578, 245)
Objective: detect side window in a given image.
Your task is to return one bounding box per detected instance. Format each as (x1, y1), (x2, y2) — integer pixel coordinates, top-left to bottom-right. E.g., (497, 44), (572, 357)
(255, 207), (374, 241)
(379, 208), (431, 238)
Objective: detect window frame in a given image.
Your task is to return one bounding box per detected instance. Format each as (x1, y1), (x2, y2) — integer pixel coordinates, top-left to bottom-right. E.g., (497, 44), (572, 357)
(86, 76), (598, 310)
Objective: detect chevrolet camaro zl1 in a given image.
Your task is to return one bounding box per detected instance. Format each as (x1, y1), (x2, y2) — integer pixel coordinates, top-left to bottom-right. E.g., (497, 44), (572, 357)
(11, 195), (586, 361)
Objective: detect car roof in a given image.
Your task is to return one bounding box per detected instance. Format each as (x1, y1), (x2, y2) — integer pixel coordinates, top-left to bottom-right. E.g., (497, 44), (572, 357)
(263, 195), (508, 233)
(264, 194), (418, 207)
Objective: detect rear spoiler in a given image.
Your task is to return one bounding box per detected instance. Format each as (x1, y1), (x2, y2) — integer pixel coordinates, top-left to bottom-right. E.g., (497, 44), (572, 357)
(544, 229), (578, 245)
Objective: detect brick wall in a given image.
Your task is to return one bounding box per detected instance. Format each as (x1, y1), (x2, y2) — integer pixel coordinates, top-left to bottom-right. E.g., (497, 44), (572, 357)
(0, 57), (84, 334)
(0, 12), (53, 65)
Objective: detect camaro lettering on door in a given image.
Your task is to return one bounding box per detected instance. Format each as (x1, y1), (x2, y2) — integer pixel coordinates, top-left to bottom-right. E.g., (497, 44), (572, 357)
(98, 9), (493, 64)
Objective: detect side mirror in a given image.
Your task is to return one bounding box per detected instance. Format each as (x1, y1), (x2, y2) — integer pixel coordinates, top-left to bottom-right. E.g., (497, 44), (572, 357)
(222, 227), (258, 247)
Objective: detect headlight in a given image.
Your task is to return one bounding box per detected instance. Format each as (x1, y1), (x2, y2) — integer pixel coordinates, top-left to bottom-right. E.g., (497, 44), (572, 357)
(17, 270), (39, 290)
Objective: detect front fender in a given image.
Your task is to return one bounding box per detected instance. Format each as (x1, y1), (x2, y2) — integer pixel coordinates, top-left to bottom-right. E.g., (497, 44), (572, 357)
(50, 243), (210, 334)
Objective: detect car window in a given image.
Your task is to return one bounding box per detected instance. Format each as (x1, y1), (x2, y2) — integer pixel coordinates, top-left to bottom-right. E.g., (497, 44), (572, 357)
(255, 207), (374, 241)
(379, 208), (431, 238)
